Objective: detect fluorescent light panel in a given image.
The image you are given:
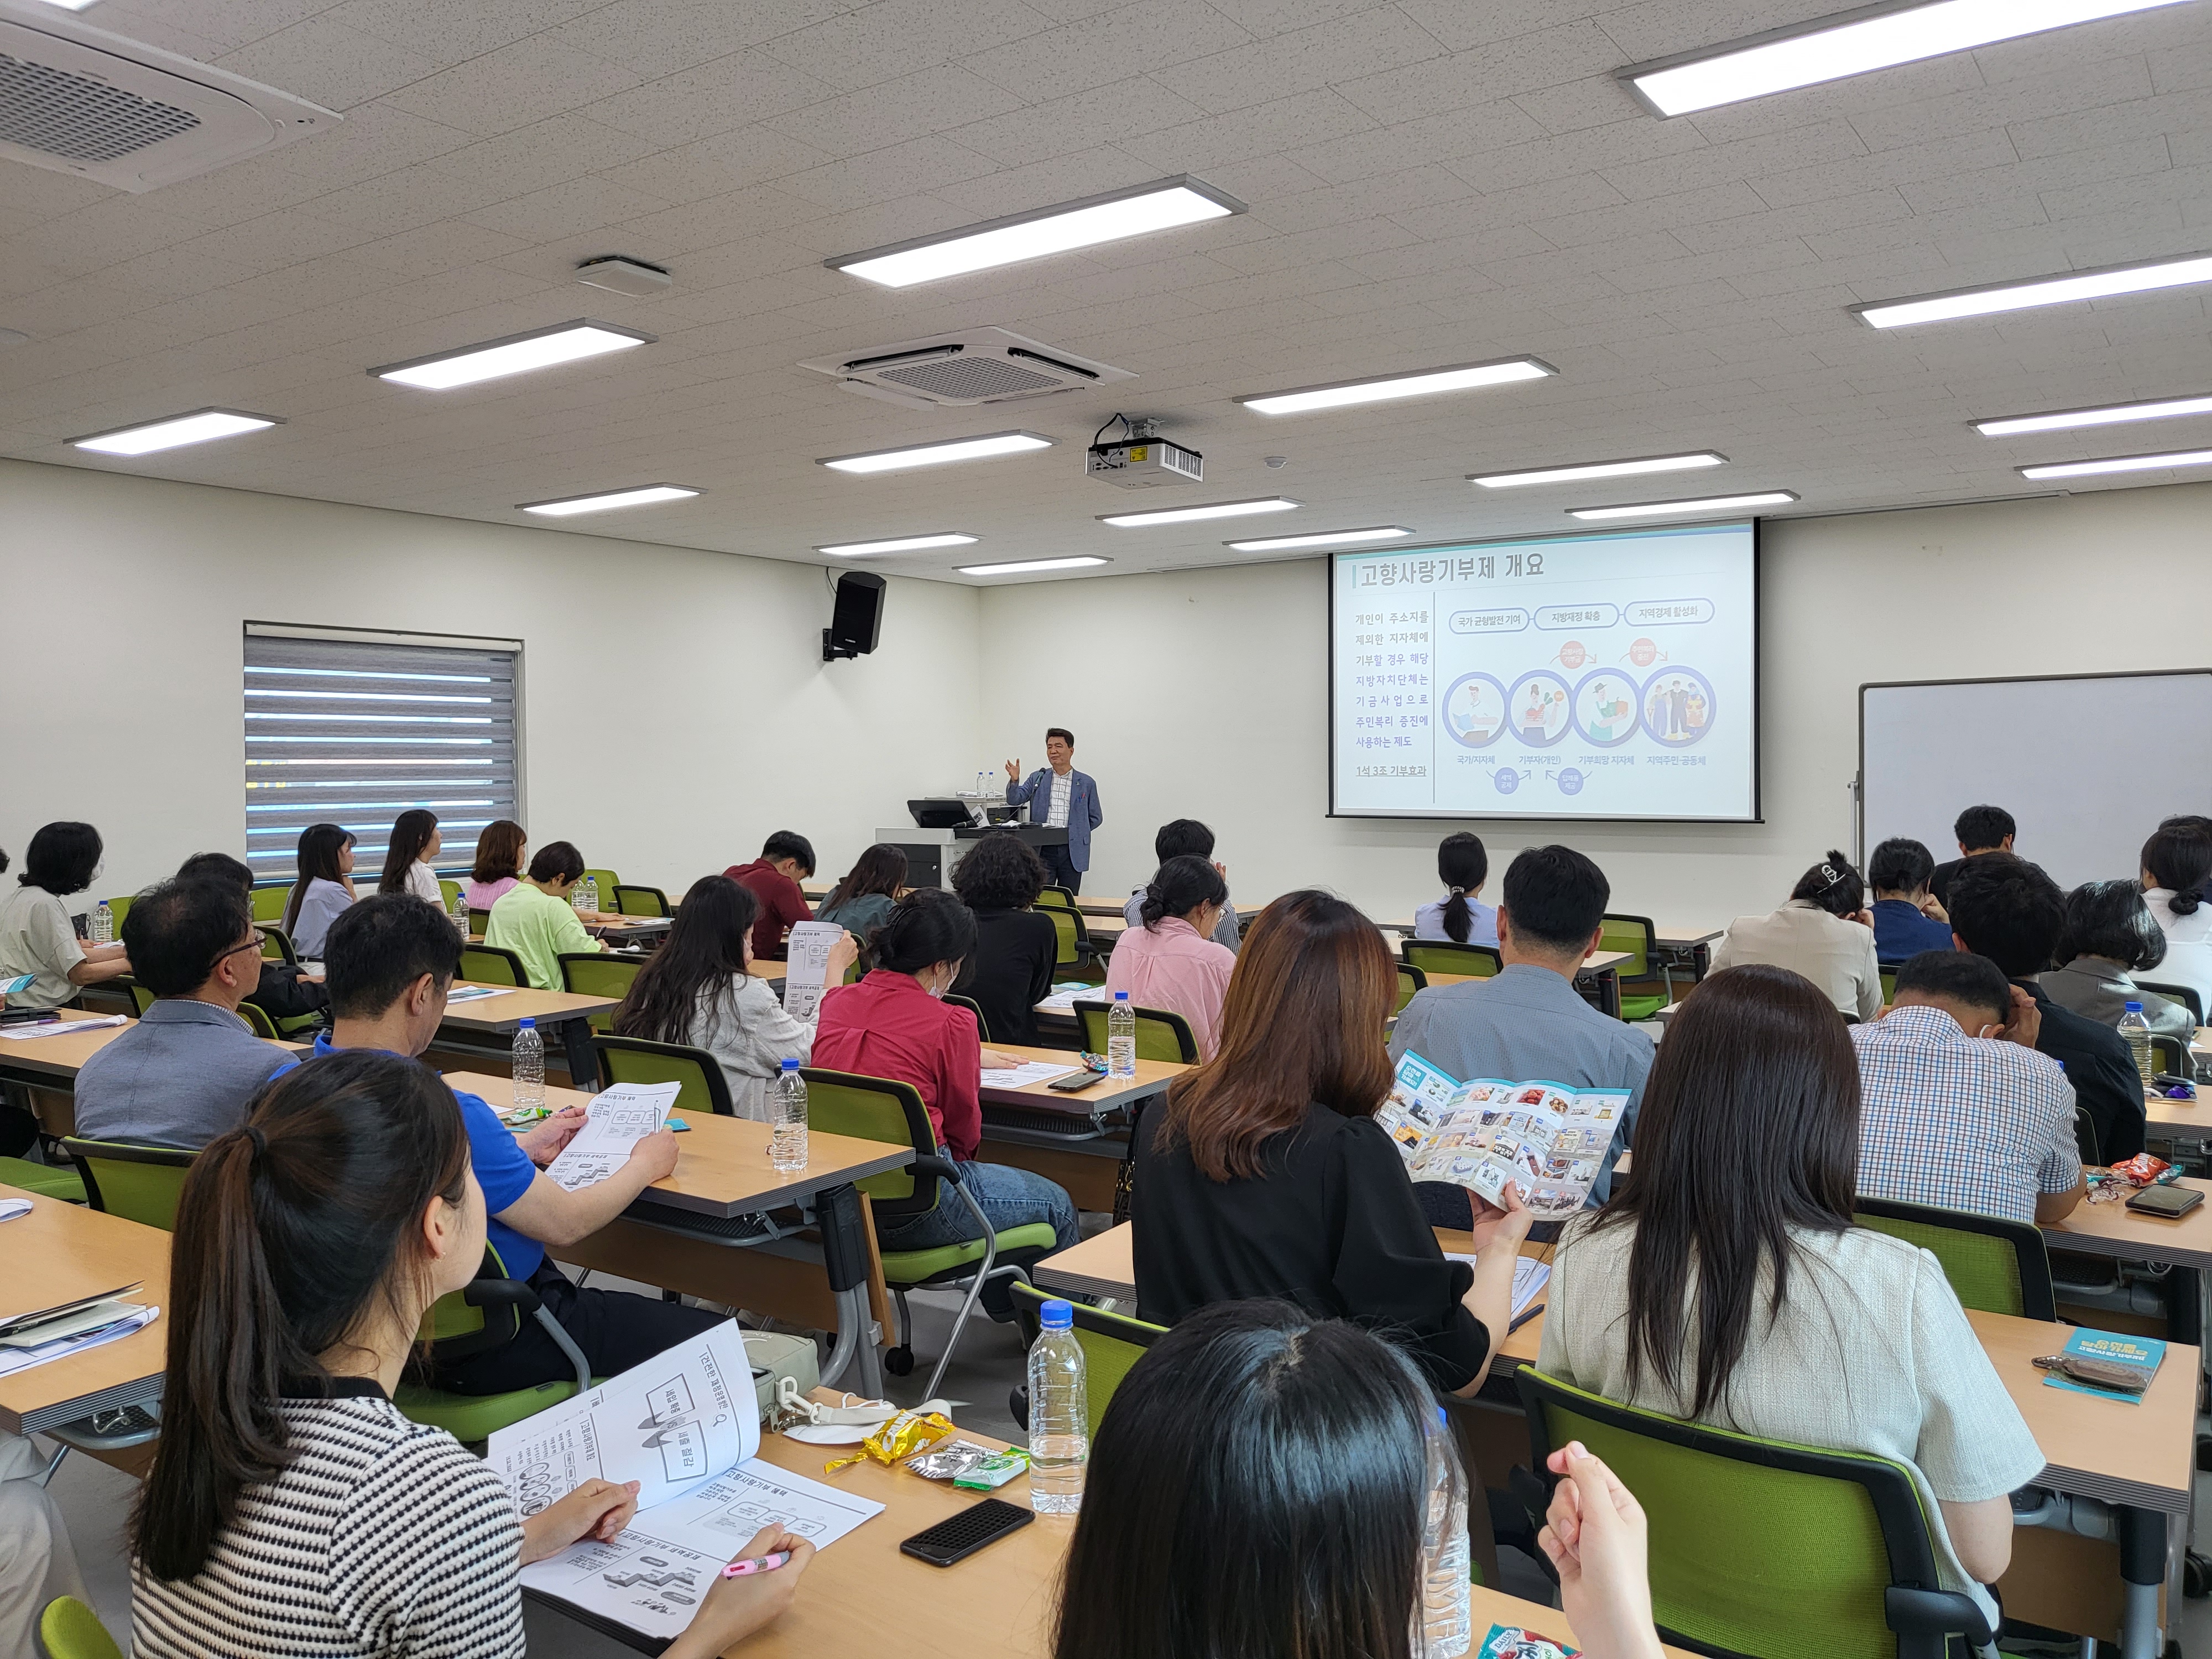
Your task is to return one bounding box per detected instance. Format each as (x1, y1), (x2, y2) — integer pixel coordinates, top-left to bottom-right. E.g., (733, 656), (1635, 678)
(29, 0), (99, 11)
(1227, 526), (1414, 552)
(1239, 357), (1554, 416)
(371, 320), (653, 390)
(816, 533), (978, 556)
(1855, 252), (2212, 328)
(1974, 393), (2212, 437)
(1569, 491), (1797, 521)
(518, 484), (700, 517)
(957, 557), (1110, 576)
(1622, 0), (2191, 117)
(818, 431), (1053, 474)
(70, 408), (278, 456)
(829, 177), (1243, 288)
(2018, 448), (2212, 480)
(1472, 451), (1726, 489)
(1100, 497), (1299, 528)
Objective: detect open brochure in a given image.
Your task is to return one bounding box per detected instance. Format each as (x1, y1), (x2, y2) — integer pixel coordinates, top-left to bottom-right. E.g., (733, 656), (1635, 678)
(494, 1322), (883, 1642)
(544, 1082), (679, 1192)
(1378, 1052), (1629, 1220)
(781, 921), (846, 1021)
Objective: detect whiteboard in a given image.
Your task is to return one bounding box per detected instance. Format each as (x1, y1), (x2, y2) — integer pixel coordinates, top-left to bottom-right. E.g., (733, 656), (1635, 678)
(1859, 672), (2212, 891)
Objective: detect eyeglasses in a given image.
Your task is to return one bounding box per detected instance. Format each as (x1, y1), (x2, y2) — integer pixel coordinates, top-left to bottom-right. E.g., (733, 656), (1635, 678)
(210, 935), (264, 973)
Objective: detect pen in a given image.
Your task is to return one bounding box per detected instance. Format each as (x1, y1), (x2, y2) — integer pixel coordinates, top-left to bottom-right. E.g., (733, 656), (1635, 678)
(721, 1550), (791, 1579)
(1507, 1302), (1546, 1335)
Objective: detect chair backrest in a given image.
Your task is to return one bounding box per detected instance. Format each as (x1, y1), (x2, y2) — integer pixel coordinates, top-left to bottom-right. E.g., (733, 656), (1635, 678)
(1879, 967), (1897, 1006)
(1395, 962), (1428, 1015)
(591, 1034), (735, 1117)
(1011, 1280), (1166, 1437)
(1403, 938), (1502, 978)
(943, 992), (991, 1043)
(2151, 1032), (2188, 1078)
(1036, 885), (1076, 910)
(237, 999), (280, 1040)
(560, 952), (644, 1032)
(612, 884), (670, 918)
(800, 1067), (940, 1217)
(103, 895), (134, 932)
(1072, 1000), (1198, 1063)
(582, 868), (623, 906)
(1517, 1369), (1954, 1659)
(2073, 1104), (2101, 1166)
(2139, 979), (2207, 1024)
(40, 1597), (124, 1659)
(1599, 914), (1656, 980)
(460, 945), (529, 988)
(258, 922), (298, 965)
(416, 1244), (527, 1360)
(468, 907), (492, 933)
(249, 884), (291, 924)
(1044, 906), (1086, 969)
(128, 983), (155, 1017)
(437, 878), (463, 910)
(1852, 1196), (2056, 1320)
(61, 1138), (197, 1231)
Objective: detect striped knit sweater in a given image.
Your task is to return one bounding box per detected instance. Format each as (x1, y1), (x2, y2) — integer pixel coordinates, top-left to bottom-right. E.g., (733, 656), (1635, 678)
(133, 1381), (525, 1657)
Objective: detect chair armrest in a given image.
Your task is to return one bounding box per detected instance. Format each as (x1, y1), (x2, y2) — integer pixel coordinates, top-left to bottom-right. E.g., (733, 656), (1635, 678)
(1884, 1587), (1995, 1648)
(909, 1154), (962, 1186)
(462, 1277), (543, 1316)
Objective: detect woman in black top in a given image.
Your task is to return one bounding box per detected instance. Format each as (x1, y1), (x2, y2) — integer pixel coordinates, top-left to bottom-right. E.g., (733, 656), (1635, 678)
(1133, 890), (1530, 1395)
(950, 832), (1060, 1046)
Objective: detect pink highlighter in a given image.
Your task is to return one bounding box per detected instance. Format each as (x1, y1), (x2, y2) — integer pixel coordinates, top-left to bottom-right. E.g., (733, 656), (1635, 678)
(721, 1550), (791, 1579)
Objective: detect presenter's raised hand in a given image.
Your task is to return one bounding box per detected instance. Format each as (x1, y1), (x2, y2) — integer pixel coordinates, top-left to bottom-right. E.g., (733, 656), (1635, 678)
(1004, 759), (1021, 781)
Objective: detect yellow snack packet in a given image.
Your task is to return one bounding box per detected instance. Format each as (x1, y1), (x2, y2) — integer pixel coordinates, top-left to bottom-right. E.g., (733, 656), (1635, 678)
(824, 1407), (956, 1474)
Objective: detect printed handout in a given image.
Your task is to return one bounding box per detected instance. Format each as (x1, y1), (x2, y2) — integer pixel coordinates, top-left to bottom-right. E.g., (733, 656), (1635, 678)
(1378, 1052), (1627, 1219)
(544, 1081), (680, 1192)
(781, 921), (846, 1021)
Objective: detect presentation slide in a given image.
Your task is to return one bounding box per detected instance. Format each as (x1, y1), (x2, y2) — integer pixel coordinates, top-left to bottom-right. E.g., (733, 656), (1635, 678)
(1331, 523), (1759, 821)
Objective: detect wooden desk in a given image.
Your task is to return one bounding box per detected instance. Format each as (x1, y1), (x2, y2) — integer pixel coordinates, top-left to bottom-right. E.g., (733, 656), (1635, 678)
(2042, 1179), (2212, 1271)
(0, 1009), (138, 1081)
(2144, 1083), (2211, 1136)
(1423, 949), (1632, 991)
(976, 1047), (1186, 1214)
(435, 983), (619, 1086)
(0, 1188), (171, 1437)
(1651, 923), (1724, 949)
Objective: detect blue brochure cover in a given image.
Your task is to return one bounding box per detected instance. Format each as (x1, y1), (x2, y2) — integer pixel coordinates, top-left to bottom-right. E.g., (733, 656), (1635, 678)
(2041, 1328), (2164, 1402)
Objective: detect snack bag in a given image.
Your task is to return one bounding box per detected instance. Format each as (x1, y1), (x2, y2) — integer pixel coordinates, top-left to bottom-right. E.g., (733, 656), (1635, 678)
(823, 1406), (955, 1475)
(1478, 1627), (1578, 1658)
(905, 1439), (1031, 1490)
(2110, 1153), (2172, 1187)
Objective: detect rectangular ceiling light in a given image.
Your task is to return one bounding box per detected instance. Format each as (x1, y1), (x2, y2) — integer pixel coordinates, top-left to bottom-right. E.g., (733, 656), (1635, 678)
(518, 484), (701, 517)
(818, 431), (1053, 474)
(2017, 448), (2212, 480)
(1975, 393), (2212, 437)
(956, 556), (1110, 576)
(829, 177), (1243, 288)
(1100, 497), (1300, 528)
(1854, 252), (2212, 328)
(371, 320), (653, 390)
(1239, 357), (1554, 416)
(1621, 0), (2192, 118)
(70, 408), (280, 456)
(816, 533), (978, 556)
(1472, 451), (1726, 489)
(1569, 491), (1797, 521)
(1226, 526), (1414, 552)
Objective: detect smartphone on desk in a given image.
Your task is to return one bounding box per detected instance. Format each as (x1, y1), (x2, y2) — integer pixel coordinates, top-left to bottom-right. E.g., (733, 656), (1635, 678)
(2125, 1184), (2204, 1218)
(1048, 1070), (1107, 1092)
(900, 1499), (1034, 1567)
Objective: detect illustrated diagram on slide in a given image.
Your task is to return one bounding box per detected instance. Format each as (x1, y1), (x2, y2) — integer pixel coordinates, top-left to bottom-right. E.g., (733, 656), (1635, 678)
(1443, 672), (1509, 748)
(1571, 672), (1636, 747)
(1505, 670), (1573, 748)
(1641, 667), (1714, 748)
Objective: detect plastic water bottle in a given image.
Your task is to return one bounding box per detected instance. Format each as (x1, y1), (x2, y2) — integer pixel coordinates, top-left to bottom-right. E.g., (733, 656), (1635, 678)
(771, 1059), (808, 1171)
(582, 876), (601, 914)
(570, 884), (590, 917)
(449, 886), (469, 938)
(92, 900), (112, 945)
(1026, 1299), (1088, 1514)
(1417, 1408), (1472, 1658)
(512, 1017), (545, 1115)
(1107, 991), (1136, 1078)
(2120, 1001), (2154, 1087)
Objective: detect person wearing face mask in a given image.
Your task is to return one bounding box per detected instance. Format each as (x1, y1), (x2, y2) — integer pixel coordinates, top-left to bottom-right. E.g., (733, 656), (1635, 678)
(811, 888), (1079, 1312)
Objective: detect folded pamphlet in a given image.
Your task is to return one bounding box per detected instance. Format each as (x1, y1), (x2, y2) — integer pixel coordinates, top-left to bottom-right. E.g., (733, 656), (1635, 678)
(782, 921), (846, 1021)
(1378, 1052), (1628, 1220)
(544, 1082), (679, 1192)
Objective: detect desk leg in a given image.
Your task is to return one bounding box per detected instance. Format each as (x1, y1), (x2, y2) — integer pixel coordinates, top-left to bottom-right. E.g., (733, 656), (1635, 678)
(558, 1019), (598, 1089)
(1580, 965), (1620, 1020)
(817, 1182), (884, 1398)
(2116, 1505), (2165, 1659)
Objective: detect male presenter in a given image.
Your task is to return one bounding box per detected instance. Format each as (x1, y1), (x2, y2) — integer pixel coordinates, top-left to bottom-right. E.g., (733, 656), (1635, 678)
(1005, 727), (1103, 895)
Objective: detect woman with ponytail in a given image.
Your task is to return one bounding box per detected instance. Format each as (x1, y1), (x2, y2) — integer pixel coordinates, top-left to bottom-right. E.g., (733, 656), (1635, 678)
(1709, 850), (1882, 1021)
(1104, 854), (1235, 1060)
(1413, 832), (1495, 946)
(2141, 820), (2212, 1019)
(131, 1051), (812, 1658)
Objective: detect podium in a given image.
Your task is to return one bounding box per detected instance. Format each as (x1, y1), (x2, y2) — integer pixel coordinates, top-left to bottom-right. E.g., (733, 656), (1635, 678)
(877, 822), (1067, 890)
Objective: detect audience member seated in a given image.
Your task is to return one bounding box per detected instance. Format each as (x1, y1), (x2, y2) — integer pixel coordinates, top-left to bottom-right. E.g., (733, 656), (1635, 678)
(281, 822), (357, 960)
(1948, 854), (2144, 1162)
(1866, 837), (1955, 962)
(129, 1049), (806, 1658)
(2045, 879), (2197, 1045)
(1929, 804), (2043, 908)
(0, 821), (129, 1011)
(1120, 819), (1240, 952)
(813, 889), (1078, 1311)
(815, 843), (906, 945)
(1854, 951), (2083, 1226)
(613, 875), (855, 1120)
(2140, 819), (2212, 1017)
(376, 808), (444, 906)
(1709, 849), (1882, 1021)
(1104, 854), (1236, 1059)
(289, 895), (721, 1392)
(176, 853), (329, 1029)
(74, 877), (292, 1147)
(483, 839), (604, 989)
(462, 818), (526, 911)
(726, 831), (815, 961)
(2161, 813), (2212, 903)
(1414, 831), (1497, 947)
(1392, 845), (1652, 1227)
(1134, 891), (1528, 1395)
(951, 831), (1059, 1046)
(1541, 963), (2041, 1624)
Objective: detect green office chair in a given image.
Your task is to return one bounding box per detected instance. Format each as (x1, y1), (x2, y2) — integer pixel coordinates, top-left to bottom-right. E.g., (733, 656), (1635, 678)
(592, 1033), (735, 1117)
(0, 1155), (86, 1203)
(612, 884), (671, 917)
(1880, 967), (1898, 1006)
(1072, 999), (1198, 1063)
(460, 945), (530, 988)
(2140, 980), (2207, 1025)
(1036, 886), (1076, 911)
(560, 952), (644, 1034)
(802, 1067), (1056, 1396)
(126, 983), (280, 1041)
(1517, 1370), (1999, 1659)
(1402, 938), (1502, 979)
(468, 906), (492, 933)
(581, 868), (623, 910)
(945, 992), (992, 1043)
(438, 878), (463, 911)
(2151, 1032), (2194, 1086)
(237, 1000), (282, 1041)
(101, 895), (134, 933)
(1042, 906), (1104, 982)
(127, 983), (153, 1018)
(1598, 914), (1673, 1022)
(249, 884), (291, 924)
(257, 923), (298, 966)
(62, 1138), (196, 1231)
(393, 1244), (593, 1446)
(1010, 1279), (1165, 1436)
(40, 1597), (123, 1659)
(1853, 1196), (2056, 1319)
(1395, 962), (1428, 1015)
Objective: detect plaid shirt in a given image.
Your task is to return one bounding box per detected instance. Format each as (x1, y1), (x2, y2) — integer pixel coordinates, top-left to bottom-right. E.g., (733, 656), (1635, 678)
(1852, 1005), (2081, 1225)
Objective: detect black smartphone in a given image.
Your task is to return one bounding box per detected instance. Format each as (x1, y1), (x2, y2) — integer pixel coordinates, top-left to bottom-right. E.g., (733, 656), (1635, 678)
(2125, 1183), (2204, 1218)
(1048, 1070), (1107, 1092)
(899, 1498), (1035, 1567)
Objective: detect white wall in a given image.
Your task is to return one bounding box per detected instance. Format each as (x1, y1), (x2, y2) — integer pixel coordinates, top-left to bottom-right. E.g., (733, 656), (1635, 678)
(977, 481), (2212, 927)
(0, 458), (982, 901)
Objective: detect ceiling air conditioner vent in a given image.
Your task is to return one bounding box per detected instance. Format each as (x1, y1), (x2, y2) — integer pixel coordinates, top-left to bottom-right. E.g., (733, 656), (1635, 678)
(801, 327), (1133, 411)
(0, 1), (338, 191)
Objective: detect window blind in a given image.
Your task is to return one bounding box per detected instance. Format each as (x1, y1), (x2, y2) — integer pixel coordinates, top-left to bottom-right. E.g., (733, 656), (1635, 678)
(243, 631), (520, 885)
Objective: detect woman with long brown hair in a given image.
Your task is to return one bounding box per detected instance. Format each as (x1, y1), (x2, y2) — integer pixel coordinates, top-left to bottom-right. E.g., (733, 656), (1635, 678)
(1131, 890), (1528, 1395)
(462, 818), (526, 911)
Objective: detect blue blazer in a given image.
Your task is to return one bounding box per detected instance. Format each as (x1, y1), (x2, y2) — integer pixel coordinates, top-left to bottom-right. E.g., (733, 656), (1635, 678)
(1005, 768), (1103, 871)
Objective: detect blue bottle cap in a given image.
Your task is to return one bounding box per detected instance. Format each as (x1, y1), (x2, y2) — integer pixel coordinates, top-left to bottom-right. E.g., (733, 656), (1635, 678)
(518, 1016), (535, 1029)
(781, 1058), (801, 1071)
(1113, 990), (1129, 1001)
(1040, 1299), (1073, 1329)
(2126, 1001), (2143, 1013)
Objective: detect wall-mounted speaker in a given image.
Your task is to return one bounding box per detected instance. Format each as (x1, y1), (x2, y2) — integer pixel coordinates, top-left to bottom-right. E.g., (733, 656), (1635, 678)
(823, 570), (886, 661)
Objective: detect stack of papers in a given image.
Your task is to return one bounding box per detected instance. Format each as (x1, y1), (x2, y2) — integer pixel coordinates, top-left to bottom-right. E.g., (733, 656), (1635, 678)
(1443, 1254), (1551, 1322)
(546, 1082), (680, 1191)
(980, 1061), (1080, 1089)
(0, 1285), (160, 1380)
(1034, 984), (1092, 1013)
(0, 1015), (129, 1041)
(444, 985), (513, 1004)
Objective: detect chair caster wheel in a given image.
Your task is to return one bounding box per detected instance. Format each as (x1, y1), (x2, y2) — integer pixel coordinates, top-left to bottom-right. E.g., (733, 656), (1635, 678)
(884, 1346), (914, 1376)
(2186, 1548), (2212, 1598)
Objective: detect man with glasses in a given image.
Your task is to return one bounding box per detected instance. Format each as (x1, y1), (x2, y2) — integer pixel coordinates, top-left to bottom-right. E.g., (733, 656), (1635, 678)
(72, 876), (292, 1146)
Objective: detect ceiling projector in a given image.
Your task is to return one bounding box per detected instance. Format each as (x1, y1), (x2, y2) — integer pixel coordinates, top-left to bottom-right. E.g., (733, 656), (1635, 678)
(1086, 415), (1201, 488)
